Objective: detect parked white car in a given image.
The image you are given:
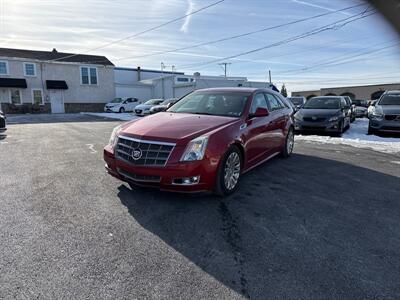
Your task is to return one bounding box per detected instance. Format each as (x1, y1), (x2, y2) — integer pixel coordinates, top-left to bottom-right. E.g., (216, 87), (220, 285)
(104, 97), (141, 113)
(134, 99), (165, 116)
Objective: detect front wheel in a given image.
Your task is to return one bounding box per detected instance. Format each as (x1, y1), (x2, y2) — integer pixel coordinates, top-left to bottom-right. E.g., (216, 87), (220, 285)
(119, 107), (125, 113)
(214, 145), (242, 197)
(281, 127), (294, 158)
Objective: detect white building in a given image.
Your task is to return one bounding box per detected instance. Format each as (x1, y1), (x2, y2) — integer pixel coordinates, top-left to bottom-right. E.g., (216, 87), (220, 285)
(115, 69), (274, 101)
(0, 47), (115, 113)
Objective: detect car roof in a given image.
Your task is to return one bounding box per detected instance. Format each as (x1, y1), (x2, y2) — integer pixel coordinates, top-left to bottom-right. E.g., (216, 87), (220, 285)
(312, 96), (343, 99)
(194, 87), (273, 93)
(386, 90), (400, 94)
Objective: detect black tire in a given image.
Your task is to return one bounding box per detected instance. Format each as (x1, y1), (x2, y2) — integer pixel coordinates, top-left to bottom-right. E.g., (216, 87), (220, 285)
(119, 107), (125, 113)
(280, 127), (294, 158)
(367, 125), (375, 135)
(335, 121), (344, 137)
(214, 145), (242, 197)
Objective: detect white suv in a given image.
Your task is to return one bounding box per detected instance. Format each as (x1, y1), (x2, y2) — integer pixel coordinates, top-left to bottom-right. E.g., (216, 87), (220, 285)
(104, 97), (141, 113)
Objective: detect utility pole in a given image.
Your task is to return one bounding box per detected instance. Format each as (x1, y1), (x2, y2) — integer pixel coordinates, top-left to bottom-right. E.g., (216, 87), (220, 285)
(268, 70), (272, 83)
(219, 62), (231, 78)
(161, 62), (165, 99)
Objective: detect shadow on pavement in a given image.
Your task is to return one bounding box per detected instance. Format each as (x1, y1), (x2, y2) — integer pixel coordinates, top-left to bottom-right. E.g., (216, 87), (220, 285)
(5, 113), (122, 125)
(117, 154), (400, 299)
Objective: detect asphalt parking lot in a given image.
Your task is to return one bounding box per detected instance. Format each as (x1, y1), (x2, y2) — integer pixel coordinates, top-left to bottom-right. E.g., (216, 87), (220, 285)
(1, 114), (400, 299)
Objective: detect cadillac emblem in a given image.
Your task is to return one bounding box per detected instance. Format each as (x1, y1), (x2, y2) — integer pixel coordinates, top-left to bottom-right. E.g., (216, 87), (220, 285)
(132, 148), (142, 160)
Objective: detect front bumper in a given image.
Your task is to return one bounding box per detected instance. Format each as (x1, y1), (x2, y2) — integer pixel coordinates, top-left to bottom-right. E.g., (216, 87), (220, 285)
(104, 107), (119, 112)
(104, 145), (219, 193)
(135, 109), (150, 116)
(294, 119), (341, 133)
(369, 118), (400, 132)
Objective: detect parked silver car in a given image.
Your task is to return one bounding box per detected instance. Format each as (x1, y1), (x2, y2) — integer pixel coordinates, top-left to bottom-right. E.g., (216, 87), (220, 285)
(368, 91), (400, 134)
(134, 99), (164, 116)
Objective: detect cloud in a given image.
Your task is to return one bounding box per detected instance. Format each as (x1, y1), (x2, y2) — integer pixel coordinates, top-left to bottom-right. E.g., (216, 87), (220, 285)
(180, 0), (195, 33)
(291, 0), (352, 15)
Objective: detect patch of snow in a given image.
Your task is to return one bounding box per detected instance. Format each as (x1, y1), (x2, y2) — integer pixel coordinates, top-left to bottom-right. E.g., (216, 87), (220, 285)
(296, 118), (400, 154)
(81, 112), (139, 121)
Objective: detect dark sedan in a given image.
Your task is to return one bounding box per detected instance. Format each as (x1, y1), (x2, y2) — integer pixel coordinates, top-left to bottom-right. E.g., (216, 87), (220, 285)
(294, 96), (351, 136)
(0, 109), (6, 133)
(368, 90), (400, 134)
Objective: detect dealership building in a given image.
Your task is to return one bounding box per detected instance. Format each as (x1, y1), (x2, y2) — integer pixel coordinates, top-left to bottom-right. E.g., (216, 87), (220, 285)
(291, 83), (400, 100)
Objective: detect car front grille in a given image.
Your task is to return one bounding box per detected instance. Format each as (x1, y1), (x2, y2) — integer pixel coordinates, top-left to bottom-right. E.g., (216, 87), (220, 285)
(117, 168), (161, 183)
(303, 117), (326, 122)
(385, 115), (400, 121)
(116, 135), (175, 167)
(0, 117), (5, 128)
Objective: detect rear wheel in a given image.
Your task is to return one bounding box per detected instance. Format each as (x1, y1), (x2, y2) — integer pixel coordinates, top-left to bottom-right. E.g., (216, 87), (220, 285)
(214, 145), (242, 196)
(119, 107), (125, 113)
(280, 127), (294, 158)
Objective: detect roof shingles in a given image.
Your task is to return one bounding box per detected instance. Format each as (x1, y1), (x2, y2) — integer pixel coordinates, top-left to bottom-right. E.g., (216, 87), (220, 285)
(0, 48), (114, 66)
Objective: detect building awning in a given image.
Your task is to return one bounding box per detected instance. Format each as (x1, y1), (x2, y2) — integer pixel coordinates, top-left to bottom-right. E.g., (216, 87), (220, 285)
(46, 80), (68, 90)
(0, 78), (27, 88)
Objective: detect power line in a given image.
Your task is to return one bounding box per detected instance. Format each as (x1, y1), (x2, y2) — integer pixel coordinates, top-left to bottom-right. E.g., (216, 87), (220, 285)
(280, 41), (400, 74)
(48, 0), (225, 62)
(112, 2), (367, 62)
(178, 9), (376, 70)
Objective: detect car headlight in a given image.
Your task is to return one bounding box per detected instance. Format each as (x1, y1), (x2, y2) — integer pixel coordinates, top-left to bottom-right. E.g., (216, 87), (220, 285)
(372, 107), (384, 119)
(109, 125), (122, 148)
(328, 115), (340, 122)
(181, 136), (209, 161)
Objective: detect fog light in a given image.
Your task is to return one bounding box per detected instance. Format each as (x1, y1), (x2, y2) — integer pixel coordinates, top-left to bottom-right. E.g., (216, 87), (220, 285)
(173, 176), (200, 185)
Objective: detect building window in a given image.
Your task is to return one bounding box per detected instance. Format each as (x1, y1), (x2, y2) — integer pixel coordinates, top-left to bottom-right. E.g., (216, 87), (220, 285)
(24, 63), (36, 76)
(0, 61), (8, 75)
(32, 89), (43, 105)
(11, 90), (22, 105)
(81, 66), (98, 85)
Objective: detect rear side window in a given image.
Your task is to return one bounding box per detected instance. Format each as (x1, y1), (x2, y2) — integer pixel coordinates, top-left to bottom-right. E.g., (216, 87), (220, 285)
(250, 93), (268, 114)
(265, 93), (284, 111)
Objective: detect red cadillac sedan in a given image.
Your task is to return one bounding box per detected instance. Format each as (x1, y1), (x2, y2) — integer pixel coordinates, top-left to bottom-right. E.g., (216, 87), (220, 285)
(104, 88), (295, 196)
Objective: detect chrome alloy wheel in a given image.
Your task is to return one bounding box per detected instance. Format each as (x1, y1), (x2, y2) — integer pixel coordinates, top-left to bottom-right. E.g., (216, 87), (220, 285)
(224, 152), (241, 190)
(286, 129), (294, 155)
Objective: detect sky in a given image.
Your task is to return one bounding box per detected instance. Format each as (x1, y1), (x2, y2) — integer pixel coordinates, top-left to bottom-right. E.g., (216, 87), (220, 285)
(0, 0), (399, 93)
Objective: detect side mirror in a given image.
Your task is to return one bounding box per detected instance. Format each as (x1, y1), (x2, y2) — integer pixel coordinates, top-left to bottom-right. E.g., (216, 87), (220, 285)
(249, 107), (269, 118)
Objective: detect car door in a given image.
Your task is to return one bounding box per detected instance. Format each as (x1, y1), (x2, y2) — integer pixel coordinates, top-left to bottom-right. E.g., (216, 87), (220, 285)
(264, 92), (287, 149)
(243, 93), (276, 167)
(131, 98), (140, 109)
(124, 98), (133, 111)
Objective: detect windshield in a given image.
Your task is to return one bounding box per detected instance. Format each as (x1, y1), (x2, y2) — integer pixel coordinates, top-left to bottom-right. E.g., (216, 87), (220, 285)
(379, 94), (400, 105)
(303, 97), (340, 109)
(145, 99), (164, 105)
(167, 91), (250, 117)
(111, 98), (123, 103)
(288, 97), (304, 105)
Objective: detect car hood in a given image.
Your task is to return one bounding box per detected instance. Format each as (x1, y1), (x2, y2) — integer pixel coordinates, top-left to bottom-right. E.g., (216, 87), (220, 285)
(135, 104), (152, 110)
(106, 103), (121, 107)
(379, 105), (400, 114)
(297, 108), (341, 117)
(151, 104), (168, 110)
(121, 112), (239, 145)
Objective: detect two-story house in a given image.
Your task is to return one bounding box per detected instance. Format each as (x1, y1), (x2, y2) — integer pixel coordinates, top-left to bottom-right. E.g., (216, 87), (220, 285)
(0, 48), (115, 113)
